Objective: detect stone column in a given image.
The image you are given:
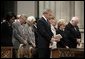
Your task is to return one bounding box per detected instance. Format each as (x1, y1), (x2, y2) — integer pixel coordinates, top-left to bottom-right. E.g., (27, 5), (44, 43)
(55, 1), (61, 21)
(75, 1), (84, 47)
(39, 1), (45, 18)
(44, 1), (50, 9)
(60, 1), (71, 23)
(70, 1), (75, 18)
(17, 1), (35, 17)
(75, 1), (84, 29)
(50, 1), (56, 16)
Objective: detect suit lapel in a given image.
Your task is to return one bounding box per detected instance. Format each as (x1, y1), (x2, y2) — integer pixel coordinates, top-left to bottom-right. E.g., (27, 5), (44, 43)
(42, 17), (50, 28)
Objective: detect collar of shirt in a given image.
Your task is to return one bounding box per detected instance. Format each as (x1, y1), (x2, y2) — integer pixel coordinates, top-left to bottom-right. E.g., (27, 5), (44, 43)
(42, 15), (48, 22)
(51, 24), (56, 36)
(34, 24), (37, 28)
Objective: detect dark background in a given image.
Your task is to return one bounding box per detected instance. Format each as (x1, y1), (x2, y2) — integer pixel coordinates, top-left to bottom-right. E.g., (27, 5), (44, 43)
(1, 1), (17, 21)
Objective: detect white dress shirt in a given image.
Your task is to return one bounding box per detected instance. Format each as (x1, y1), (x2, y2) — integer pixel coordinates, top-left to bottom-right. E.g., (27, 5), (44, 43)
(42, 15), (48, 22)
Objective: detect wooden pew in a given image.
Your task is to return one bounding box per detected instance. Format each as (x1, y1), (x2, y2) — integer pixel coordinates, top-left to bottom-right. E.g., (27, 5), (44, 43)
(1, 47), (13, 58)
(51, 48), (84, 58)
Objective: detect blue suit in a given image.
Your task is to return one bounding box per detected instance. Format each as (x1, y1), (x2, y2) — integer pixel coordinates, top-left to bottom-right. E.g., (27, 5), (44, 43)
(37, 17), (53, 58)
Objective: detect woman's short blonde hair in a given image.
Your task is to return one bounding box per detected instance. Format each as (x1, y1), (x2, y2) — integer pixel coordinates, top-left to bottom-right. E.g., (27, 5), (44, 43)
(57, 19), (66, 28)
(27, 16), (36, 22)
(49, 15), (55, 20)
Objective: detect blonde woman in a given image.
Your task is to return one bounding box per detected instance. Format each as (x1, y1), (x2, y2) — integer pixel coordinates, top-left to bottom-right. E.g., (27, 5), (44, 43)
(48, 16), (62, 49)
(56, 19), (69, 48)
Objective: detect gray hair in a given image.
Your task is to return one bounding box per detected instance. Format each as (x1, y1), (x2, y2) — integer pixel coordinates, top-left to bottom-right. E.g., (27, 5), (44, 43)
(57, 19), (66, 28)
(42, 9), (52, 14)
(19, 14), (27, 20)
(27, 16), (36, 22)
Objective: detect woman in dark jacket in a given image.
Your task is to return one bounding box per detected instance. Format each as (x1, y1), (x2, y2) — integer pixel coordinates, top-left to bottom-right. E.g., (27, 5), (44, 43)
(56, 19), (70, 48)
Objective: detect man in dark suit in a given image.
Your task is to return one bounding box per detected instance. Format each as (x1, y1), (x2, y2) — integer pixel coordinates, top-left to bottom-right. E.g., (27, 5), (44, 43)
(36, 9), (53, 58)
(65, 17), (81, 48)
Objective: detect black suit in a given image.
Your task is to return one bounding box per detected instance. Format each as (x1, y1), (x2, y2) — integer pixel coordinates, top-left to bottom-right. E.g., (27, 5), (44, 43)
(37, 17), (53, 58)
(56, 28), (70, 48)
(33, 25), (38, 48)
(1, 21), (13, 46)
(32, 25), (38, 58)
(65, 22), (81, 48)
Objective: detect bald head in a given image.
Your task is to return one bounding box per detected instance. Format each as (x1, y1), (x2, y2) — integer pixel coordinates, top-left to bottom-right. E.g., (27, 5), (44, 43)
(71, 17), (79, 21)
(70, 16), (79, 26)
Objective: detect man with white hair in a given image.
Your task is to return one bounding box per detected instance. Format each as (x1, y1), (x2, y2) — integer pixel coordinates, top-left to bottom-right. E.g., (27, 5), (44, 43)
(25, 16), (36, 48)
(25, 16), (37, 58)
(65, 16), (81, 48)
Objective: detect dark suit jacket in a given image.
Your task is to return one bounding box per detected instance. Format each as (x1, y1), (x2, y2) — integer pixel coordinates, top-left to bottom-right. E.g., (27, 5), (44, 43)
(33, 25), (38, 48)
(37, 17), (53, 48)
(1, 21), (13, 46)
(56, 28), (70, 48)
(65, 22), (81, 48)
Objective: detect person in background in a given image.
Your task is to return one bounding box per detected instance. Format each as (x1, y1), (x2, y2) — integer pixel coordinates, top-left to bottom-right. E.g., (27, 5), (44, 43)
(48, 16), (61, 49)
(26, 16), (36, 48)
(56, 19), (70, 48)
(48, 16), (57, 30)
(1, 12), (16, 46)
(14, 14), (21, 22)
(1, 12), (16, 58)
(65, 17), (81, 48)
(12, 14), (28, 58)
(25, 16), (37, 58)
(32, 17), (39, 58)
(37, 9), (53, 58)
(17, 15), (21, 19)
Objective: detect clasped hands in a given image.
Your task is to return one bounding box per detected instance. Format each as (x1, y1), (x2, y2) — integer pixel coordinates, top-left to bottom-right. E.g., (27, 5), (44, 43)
(51, 34), (62, 42)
